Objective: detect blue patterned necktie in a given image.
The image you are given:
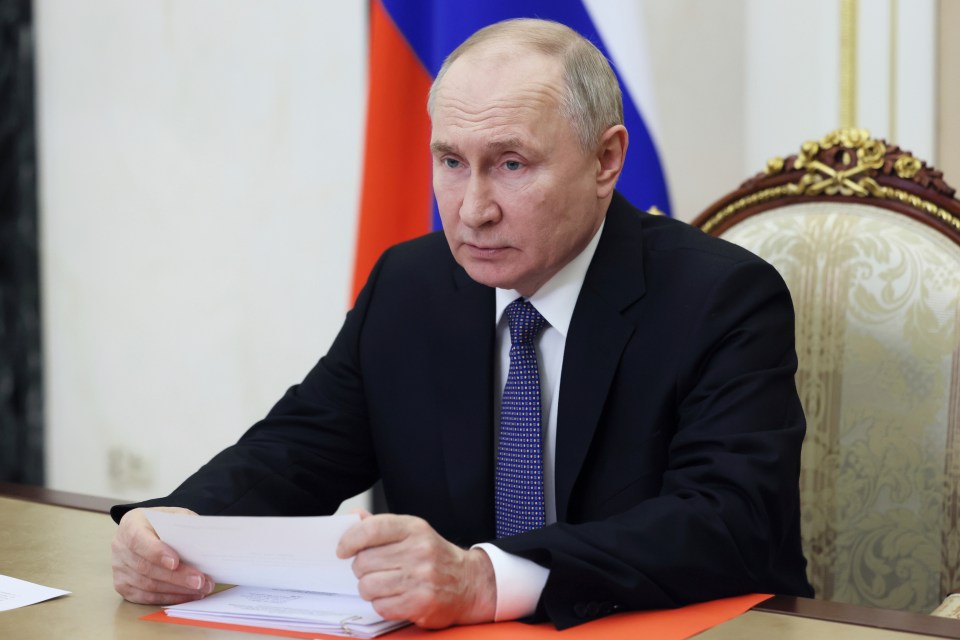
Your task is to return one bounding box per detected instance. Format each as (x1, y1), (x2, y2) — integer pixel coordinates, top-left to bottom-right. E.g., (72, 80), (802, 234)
(496, 298), (548, 538)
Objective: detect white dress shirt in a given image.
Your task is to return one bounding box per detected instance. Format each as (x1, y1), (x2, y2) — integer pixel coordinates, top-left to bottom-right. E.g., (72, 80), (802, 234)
(474, 220), (605, 620)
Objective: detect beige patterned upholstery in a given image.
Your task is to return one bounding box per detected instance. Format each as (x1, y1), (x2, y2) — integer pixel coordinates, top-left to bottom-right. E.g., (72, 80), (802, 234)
(692, 130), (960, 613)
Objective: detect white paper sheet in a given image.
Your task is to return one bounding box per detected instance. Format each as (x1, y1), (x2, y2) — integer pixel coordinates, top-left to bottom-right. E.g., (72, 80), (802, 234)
(144, 511), (360, 594)
(165, 585), (407, 637)
(0, 575), (70, 612)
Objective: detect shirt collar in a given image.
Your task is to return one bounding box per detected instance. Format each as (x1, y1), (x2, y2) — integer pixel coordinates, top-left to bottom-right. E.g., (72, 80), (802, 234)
(495, 219), (605, 338)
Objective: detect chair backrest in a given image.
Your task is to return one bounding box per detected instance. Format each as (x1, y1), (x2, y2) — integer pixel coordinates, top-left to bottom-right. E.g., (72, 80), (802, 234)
(692, 129), (960, 613)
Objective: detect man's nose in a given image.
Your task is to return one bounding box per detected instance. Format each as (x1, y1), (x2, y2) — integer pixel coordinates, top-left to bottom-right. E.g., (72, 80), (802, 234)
(460, 175), (501, 228)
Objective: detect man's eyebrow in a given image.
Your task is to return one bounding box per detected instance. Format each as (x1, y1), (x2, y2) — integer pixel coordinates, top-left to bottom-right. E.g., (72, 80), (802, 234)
(430, 141), (456, 155)
(430, 138), (527, 156)
(484, 137), (525, 154)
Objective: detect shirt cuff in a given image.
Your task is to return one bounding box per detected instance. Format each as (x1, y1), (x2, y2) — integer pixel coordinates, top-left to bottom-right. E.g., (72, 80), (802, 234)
(472, 542), (549, 621)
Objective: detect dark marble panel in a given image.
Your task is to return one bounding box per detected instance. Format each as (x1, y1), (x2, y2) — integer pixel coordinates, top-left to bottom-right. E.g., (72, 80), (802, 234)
(0, 0), (43, 484)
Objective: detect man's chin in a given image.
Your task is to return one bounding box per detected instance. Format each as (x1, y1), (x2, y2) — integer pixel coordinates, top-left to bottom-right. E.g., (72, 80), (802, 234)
(459, 262), (515, 291)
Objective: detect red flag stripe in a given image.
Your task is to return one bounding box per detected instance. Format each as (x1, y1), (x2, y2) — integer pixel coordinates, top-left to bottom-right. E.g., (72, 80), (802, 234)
(352, 0), (434, 302)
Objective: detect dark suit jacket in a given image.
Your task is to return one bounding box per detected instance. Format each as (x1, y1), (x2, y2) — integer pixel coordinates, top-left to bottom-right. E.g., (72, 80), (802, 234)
(114, 192), (813, 628)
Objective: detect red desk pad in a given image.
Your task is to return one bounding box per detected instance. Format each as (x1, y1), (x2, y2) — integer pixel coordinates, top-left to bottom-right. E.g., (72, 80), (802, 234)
(142, 592), (771, 639)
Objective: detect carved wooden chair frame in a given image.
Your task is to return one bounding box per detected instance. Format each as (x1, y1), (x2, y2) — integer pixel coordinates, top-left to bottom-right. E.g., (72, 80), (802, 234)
(691, 129), (960, 612)
(692, 128), (960, 243)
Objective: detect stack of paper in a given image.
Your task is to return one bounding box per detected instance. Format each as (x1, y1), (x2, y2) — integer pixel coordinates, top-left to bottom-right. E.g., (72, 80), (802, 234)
(145, 511), (409, 638)
(165, 586), (407, 638)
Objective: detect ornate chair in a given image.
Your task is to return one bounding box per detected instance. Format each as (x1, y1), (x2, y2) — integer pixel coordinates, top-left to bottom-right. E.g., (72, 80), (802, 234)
(692, 129), (960, 613)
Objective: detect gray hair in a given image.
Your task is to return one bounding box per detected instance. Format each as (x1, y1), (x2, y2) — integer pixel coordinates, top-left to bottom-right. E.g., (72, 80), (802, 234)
(426, 18), (623, 150)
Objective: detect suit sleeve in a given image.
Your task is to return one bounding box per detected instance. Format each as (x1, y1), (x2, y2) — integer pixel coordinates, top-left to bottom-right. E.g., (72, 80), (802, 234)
(492, 256), (812, 628)
(111, 252), (390, 523)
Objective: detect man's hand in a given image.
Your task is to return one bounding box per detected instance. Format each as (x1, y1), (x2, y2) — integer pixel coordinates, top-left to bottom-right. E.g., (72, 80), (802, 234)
(336, 511), (496, 629)
(111, 507), (215, 605)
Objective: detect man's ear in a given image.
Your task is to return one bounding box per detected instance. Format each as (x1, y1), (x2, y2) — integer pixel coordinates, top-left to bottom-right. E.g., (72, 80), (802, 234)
(595, 125), (628, 199)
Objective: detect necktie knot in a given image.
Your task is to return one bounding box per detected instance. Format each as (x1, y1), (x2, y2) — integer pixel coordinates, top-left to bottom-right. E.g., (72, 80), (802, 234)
(505, 298), (546, 346)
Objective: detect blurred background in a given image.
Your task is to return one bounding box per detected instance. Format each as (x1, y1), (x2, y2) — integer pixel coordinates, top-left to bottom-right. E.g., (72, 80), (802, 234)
(1, 0), (956, 505)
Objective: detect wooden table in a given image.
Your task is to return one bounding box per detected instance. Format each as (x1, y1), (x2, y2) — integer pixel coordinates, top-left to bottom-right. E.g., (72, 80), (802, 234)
(3, 483), (960, 639)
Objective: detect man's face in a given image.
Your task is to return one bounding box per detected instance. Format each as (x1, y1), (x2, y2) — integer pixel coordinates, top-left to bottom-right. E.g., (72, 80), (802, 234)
(430, 46), (606, 297)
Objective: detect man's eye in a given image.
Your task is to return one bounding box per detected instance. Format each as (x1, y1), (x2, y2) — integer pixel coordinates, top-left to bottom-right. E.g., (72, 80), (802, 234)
(443, 158), (461, 169)
(504, 160), (522, 171)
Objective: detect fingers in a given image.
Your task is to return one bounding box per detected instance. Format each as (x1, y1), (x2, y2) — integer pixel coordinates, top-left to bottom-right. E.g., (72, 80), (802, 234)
(111, 507), (214, 605)
(116, 511), (177, 569)
(355, 566), (404, 602)
(356, 545), (496, 628)
(336, 513), (424, 559)
(335, 515), (495, 628)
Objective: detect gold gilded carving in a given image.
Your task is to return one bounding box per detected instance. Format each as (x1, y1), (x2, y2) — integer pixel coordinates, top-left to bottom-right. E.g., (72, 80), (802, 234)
(859, 140), (886, 168)
(822, 128), (872, 148)
(765, 157), (785, 175)
(700, 129), (959, 235)
(896, 156), (922, 179)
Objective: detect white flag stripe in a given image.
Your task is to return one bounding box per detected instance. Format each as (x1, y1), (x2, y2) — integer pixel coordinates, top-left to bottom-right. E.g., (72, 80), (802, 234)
(583, 0), (663, 144)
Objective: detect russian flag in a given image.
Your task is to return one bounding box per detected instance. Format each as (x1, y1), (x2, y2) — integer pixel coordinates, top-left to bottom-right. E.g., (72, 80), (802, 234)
(352, 0), (671, 300)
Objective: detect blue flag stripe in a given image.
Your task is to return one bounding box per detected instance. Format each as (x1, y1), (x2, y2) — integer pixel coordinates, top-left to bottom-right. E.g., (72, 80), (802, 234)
(381, 0), (671, 227)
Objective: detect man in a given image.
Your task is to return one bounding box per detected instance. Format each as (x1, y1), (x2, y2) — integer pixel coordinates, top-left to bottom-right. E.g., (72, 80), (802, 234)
(111, 18), (812, 630)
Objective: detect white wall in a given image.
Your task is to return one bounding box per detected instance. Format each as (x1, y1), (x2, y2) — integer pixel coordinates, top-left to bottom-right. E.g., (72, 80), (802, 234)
(36, 1), (366, 502)
(742, 0), (842, 177)
(642, 1), (748, 219)
(34, 0), (940, 502)
(856, 0), (937, 161)
(739, 0), (936, 190)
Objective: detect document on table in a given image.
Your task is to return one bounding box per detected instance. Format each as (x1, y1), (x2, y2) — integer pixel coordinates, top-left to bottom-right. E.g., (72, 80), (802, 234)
(164, 586), (406, 638)
(144, 511), (360, 593)
(0, 575), (70, 612)
(144, 511), (408, 637)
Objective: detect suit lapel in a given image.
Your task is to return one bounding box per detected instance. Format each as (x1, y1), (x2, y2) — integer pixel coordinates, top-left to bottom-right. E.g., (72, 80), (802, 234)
(440, 265), (496, 539)
(434, 194), (649, 531)
(555, 195), (648, 521)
